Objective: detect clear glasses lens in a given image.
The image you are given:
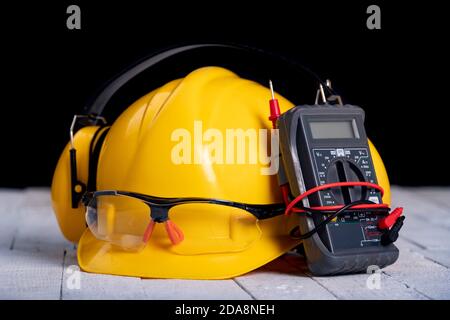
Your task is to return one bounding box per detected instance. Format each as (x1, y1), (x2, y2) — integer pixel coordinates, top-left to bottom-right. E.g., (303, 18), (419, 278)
(86, 195), (151, 251)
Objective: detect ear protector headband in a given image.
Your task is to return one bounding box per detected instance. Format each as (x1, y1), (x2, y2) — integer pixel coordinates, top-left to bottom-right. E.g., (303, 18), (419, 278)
(69, 43), (341, 209)
(84, 43), (338, 117)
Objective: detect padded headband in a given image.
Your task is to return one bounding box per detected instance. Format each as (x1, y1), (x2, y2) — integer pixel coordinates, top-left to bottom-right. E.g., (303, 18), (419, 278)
(84, 43), (336, 116)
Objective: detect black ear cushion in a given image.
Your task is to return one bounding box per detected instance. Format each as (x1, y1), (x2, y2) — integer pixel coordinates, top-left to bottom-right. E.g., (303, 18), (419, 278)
(87, 127), (110, 192)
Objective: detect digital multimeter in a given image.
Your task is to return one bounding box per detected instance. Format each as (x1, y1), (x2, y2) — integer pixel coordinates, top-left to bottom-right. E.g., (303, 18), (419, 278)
(278, 104), (399, 275)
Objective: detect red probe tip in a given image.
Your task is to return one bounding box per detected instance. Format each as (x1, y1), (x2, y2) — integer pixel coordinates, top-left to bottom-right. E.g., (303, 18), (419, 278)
(269, 80), (275, 100)
(268, 80), (281, 128)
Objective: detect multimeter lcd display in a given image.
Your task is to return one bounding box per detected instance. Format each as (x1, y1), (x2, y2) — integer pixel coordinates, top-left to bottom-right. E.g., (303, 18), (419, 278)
(309, 120), (359, 139)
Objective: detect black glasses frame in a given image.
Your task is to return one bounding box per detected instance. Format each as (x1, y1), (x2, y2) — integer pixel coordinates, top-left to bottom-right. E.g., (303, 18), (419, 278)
(82, 190), (286, 221)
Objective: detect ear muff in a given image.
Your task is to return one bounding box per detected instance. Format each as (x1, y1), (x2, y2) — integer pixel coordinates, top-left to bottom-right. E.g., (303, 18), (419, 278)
(51, 126), (109, 243)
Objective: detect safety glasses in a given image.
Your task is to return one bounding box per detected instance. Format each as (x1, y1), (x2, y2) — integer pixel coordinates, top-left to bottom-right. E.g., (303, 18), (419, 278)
(83, 190), (285, 252)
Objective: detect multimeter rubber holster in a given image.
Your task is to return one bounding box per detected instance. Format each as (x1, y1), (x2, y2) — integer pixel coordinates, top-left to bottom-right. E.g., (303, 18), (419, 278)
(277, 104), (399, 276)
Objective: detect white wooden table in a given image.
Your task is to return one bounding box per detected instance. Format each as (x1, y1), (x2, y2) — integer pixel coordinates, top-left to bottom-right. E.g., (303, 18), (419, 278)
(0, 187), (449, 300)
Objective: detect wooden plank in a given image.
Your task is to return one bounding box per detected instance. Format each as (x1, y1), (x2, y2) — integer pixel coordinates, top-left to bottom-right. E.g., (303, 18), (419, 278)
(310, 273), (427, 300)
(22, 187), (53, 208)
(418, 250), (450, 269)
(12, 205), (71, 252)
(235, 254), (337, 300)
(399, 214), (450, 250)
(62, 247), (252, 300)
(383, 238), (450, 299)
(283, 250), (427, 300)
(391, 187), (450, 229)
(140, 279), (252, 300)
(0, 248), (64, 299)
(397, 235), (450, 269)
(0, 189), (70, 299)
(0, 189), (26, 207)
(413, 187), (450, 209)
(0, 189), (26, 249)
(62, 247), (152, 300)
(391, 187), (450, 254)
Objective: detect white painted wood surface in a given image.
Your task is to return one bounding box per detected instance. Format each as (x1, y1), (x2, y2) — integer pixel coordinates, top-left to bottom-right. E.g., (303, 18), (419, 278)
(0, 187), (449, 300)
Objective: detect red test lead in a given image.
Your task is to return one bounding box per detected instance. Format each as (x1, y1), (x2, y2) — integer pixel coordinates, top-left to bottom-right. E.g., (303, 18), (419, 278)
(268, 80), (291, 206)
(378, 207), (404, 230)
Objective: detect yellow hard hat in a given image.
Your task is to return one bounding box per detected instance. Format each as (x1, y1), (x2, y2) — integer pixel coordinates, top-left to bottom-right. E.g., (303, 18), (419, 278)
(51, 46), (390, 279)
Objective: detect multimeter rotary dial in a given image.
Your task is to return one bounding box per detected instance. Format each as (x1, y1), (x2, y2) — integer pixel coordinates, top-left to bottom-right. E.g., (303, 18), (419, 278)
(313, 148), (377, 205)
(325, 157), (367, 204)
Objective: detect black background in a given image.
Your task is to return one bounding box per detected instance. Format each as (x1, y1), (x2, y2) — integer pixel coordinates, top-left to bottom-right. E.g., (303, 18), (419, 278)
(2, 1), (448, 187)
